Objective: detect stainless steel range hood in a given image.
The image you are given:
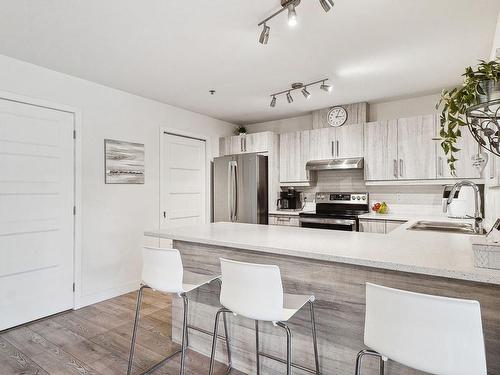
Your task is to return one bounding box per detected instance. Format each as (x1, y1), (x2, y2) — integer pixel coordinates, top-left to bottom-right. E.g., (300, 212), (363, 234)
(306, 157), (364, 171)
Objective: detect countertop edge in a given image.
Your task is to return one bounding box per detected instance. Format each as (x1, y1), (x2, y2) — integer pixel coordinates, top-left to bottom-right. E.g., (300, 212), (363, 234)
(144, 230), (500, 286)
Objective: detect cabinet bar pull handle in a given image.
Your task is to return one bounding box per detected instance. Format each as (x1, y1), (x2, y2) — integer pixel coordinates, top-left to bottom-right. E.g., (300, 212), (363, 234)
(393, 159), (398, 178)
(336, 140), (339, 157)
(331, 141), (335, 157)
(399, 159), (404, 177)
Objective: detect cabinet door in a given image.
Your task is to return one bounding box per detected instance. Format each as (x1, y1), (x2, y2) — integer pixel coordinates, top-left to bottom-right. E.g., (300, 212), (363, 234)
(385, 220), (405, 233)
(397, 115), (437, 180)
(245, 133), (269, 153)
(335, 123), (364, 158)
(436, 122), (482, 179)
(309, 128), (335, 160)
(364, 121), (389, 180)
(279, 131), (309, 183)
(359, 219), (386, 233)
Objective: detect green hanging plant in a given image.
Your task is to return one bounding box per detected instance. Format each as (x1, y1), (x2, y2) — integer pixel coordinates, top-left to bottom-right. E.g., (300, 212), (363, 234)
(436, 58), (500, 175)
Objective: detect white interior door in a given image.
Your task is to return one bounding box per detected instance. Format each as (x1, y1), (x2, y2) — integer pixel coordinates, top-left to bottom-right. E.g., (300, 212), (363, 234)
(161, 133), (206, 231)
(0, 98), (75, 330)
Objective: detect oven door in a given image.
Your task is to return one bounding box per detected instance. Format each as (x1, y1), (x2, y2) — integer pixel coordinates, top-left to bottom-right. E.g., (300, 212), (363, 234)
(299, 217), (357, 231)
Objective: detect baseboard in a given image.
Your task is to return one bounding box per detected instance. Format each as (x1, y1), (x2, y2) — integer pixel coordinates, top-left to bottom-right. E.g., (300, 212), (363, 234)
(75, 281), (139, 309)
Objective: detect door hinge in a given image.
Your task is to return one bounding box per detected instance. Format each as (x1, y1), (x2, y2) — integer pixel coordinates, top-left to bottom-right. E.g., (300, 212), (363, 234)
(73, 130), (76, 139)
(72, 282), (75, 292)
(73, 206), (76, 215)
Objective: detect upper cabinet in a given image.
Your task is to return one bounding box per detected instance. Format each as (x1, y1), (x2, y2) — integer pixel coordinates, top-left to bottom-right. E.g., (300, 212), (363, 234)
(307, 123), (364, 161)
(365, 114), (482, 181)
(219, 132), (271, 155)
(365, 115), (436, 181)
(279, 130), (309, 184)
(396, 115), (437, 180)
(334, 122), (364, 158)
(436, 121), (481, 179)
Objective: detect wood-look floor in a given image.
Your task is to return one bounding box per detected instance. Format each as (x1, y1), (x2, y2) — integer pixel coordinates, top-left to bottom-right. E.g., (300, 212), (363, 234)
(0, 289), (243, 375)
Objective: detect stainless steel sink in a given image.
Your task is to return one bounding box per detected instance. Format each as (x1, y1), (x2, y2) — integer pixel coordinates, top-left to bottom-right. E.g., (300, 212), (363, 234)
(407, 220), (485, 235)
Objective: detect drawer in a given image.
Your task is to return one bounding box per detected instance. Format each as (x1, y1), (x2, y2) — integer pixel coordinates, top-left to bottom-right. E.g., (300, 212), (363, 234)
(269, 215), (299, 227)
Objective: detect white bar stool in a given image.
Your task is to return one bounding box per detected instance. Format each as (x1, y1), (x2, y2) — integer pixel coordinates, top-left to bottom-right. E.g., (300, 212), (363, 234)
(127, 247), (232, 375)
(208, 258), (321, 375)
(355, 283), (487, 375)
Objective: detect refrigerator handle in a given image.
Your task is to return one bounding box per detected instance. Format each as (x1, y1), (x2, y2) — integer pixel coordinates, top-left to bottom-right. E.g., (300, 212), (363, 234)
(228, 161), (234, 221)
(233, 160), (238, 221)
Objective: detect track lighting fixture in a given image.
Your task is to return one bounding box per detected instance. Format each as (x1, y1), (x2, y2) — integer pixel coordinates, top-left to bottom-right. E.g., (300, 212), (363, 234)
(259, 24), (270, 45)
(270, 96), (277, 107)
(287, 4), (298, 27)
(257, 0), (335, 44)
(319, 0), (335, 12)
(320, 81), (333, 92)
(301, 87), (311, 99)
(269, 79), (330, 108)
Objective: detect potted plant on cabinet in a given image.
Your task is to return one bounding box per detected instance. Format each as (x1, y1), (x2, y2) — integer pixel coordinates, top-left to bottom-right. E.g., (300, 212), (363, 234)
(235, 126), (247, 136)
(437, 58), (500, 174)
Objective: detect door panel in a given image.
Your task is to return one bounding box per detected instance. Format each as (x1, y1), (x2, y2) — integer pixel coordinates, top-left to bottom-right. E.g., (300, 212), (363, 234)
(213, 155), (233, 222)
(397, 115), (436, 180)
(364, 121), (389, 180)
(335, 123), (364, 158)
(436, 119), (482, 179)
(235, 154), (257, 223)
(0, 98), (74, 330)
(162, 134), (206, 228)
(309, 128), (334, 160)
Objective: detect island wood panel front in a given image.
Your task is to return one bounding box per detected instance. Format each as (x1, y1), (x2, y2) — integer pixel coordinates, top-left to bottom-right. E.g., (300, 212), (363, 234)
(171, 240), (500, 375)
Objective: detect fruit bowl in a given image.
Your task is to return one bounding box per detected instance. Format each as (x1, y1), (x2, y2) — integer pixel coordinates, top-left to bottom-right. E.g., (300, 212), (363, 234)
(371, 202), (388, 215)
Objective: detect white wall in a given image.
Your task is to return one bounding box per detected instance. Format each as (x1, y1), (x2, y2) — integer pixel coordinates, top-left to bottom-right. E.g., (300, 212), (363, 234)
(368, 93), (440, 122)
(247, 114), (312, 134)
(0, 54), (235, 307)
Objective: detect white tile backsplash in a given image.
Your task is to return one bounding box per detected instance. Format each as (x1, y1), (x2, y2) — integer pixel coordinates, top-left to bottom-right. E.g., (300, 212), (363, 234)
(293, 170), (446, 213)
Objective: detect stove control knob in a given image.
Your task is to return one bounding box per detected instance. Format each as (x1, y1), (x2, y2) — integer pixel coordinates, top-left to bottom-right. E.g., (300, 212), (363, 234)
(362, 196), (366, 200)
(357, 196), (361, 200)
(351, 196), (355, 200)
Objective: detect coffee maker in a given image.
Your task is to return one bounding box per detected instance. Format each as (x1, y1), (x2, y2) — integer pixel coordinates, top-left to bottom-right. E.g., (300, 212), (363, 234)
(277, 188), (302, 210)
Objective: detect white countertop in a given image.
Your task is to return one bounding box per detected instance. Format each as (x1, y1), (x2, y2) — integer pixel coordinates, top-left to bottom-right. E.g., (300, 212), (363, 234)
(145, 222), (500, 286)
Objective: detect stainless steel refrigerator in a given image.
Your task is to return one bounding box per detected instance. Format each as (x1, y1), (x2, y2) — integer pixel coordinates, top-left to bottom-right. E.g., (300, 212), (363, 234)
(213, 153), (268, 224)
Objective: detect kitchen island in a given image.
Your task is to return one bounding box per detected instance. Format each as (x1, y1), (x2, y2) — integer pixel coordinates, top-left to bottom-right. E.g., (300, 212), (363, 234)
(145, 222), (500, 375)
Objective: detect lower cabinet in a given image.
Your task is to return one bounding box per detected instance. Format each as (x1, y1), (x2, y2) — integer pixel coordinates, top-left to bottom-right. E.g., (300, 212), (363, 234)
(359, 219), (406, 234)
(268, 214), (300, 227)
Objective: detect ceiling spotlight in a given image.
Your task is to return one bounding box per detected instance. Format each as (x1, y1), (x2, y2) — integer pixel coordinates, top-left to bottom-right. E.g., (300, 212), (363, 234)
(287, 4), (298, 27)
(259, 24), (270, 45)
(319, 0), (334, 12)
(270, 96), (277, 108)
(301, 87), (311, 99)
(286, 92), (294, 103)
(320, 81), (332, 93)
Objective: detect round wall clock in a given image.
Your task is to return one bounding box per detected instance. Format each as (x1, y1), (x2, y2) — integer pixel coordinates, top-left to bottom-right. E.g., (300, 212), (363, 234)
(327, 106), (348, 127)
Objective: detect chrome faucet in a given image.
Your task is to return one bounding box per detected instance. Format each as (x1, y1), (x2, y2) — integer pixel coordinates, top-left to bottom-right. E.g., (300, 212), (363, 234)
(445, 181), (483, 234)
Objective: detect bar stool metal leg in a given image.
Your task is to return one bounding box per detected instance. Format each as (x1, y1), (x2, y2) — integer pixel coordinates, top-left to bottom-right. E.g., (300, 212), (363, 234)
(127, 285), (146, 375)
(277, 322), (292, 375)
(255, 320), (261, 375)
(180, 293), (189, 375)
(355, 349), (385, 375)
(208, 307), (232, 375)
(309, 301), (320, 374)
(222, 310), (232, 368)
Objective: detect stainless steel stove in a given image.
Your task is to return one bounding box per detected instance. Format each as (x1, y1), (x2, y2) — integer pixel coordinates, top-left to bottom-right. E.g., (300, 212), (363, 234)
(299, 192), (369, 231)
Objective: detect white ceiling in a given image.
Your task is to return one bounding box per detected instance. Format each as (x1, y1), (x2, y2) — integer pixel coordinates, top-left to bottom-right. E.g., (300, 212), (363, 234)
(0, 1), (498, 124)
